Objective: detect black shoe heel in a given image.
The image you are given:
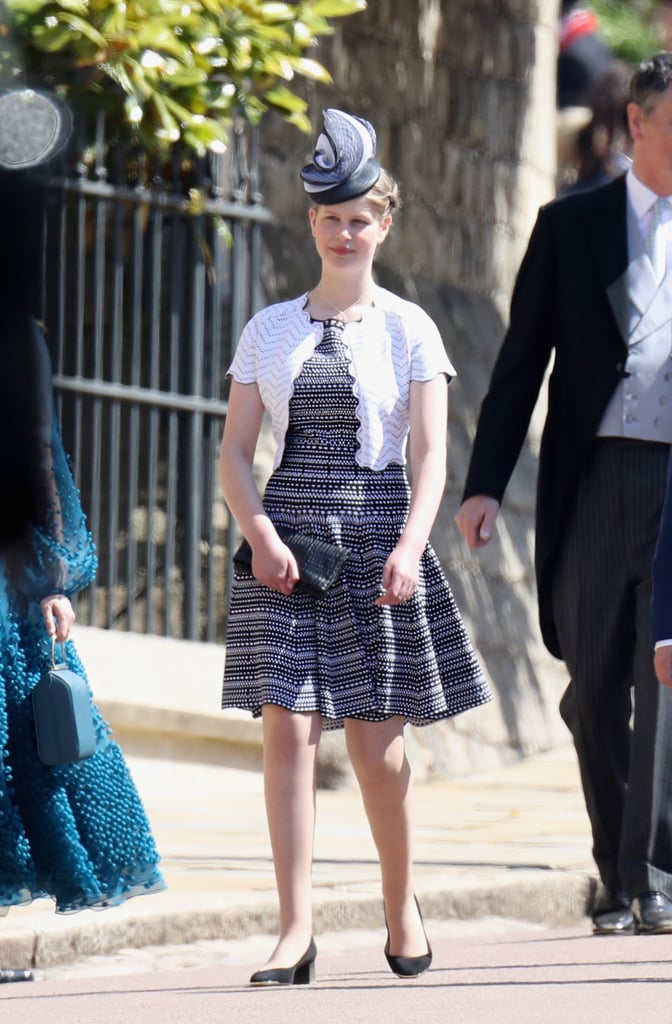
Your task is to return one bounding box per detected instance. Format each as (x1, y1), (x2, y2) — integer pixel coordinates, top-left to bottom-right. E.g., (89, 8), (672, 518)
(292, 956), (316, 985)
(249, 938), (317, 986)
(384, 897), (433, 979)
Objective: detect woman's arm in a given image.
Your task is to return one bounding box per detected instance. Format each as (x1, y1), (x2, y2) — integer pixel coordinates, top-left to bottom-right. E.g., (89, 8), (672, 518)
(376, 374), (448, 605)
(219, 380), (299, 595)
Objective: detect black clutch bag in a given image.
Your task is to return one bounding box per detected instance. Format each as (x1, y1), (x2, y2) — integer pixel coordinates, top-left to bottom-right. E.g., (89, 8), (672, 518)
(233, 528), (349, 599)
(32, 639), (97, 766)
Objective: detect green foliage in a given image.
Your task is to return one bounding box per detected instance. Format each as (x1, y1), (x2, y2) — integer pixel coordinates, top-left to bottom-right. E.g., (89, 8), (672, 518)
(0, 0), (366, 155)
(591, 0), (664, 64)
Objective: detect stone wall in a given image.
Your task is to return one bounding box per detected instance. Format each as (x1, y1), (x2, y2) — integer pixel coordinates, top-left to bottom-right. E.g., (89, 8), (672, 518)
(244, 0), (571, 781)
(258, 0), (558, 310)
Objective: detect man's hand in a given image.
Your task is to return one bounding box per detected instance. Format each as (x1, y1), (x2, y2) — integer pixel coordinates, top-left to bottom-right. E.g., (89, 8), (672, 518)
(654, 645), (672, 689)
(455, 495), (501, 548)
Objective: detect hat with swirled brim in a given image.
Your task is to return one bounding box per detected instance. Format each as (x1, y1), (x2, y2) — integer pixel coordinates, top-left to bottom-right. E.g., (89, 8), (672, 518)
(300, 108), (381, 204)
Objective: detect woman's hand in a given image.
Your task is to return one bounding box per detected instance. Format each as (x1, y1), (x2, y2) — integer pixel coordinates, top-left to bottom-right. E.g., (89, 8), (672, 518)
(251, 536), (301, 596)
(39, 594), (75, 642)
(379, 374), (445, 609)
(375, 539), (422, 606)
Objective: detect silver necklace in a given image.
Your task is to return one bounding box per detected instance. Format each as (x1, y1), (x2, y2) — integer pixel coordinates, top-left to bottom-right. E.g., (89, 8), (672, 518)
(315, 286), (372, 322)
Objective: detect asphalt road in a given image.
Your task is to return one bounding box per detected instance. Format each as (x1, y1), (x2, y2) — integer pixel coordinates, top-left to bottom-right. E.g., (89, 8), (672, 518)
(2, 921), (671, 1024)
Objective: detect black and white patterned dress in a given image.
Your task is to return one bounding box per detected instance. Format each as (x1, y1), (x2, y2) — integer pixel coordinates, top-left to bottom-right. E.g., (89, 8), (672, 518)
(222, 316), (491, 729)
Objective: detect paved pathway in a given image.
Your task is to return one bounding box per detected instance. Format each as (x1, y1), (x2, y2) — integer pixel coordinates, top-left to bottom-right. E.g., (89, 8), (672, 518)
(3, 925), (672, 1024)
(0, 624), (607, 989)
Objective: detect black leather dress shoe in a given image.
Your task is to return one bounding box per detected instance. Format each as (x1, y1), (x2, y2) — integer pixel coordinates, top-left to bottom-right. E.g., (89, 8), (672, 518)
(591, 889), (635, 936)
(633, 891), (672, 934)
(0, 968), (33, 983)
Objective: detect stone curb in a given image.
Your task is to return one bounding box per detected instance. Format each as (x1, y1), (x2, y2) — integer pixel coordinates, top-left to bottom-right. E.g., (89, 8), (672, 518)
(0, 872), (595, 970)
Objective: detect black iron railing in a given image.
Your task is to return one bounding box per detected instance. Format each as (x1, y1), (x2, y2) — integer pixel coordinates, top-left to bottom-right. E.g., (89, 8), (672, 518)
(40, 119), (271, 642)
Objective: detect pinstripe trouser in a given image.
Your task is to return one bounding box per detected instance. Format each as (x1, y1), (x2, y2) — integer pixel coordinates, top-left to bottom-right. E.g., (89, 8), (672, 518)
(552, 438), (672, 898)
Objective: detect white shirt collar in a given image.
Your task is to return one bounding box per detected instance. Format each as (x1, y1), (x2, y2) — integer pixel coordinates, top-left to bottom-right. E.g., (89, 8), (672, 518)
(627, 167), (672, 221)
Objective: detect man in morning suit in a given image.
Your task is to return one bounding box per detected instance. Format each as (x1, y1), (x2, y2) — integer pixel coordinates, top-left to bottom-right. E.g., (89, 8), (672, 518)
(456, 53), (672, 937)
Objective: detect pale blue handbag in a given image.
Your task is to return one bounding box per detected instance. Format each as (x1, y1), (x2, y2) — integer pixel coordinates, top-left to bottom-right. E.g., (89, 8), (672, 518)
(32, 639), (97, 766)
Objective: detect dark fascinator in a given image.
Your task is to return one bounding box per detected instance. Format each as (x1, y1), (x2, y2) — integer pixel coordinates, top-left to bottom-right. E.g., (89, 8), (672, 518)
(300, 108), (381, 204)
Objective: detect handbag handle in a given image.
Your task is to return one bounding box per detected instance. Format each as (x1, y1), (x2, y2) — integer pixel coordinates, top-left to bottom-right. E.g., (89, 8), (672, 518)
(50, 636), (68, 670)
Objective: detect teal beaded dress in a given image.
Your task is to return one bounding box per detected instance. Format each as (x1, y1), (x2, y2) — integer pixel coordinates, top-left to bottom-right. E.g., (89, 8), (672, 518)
(0, 334), (164, 914)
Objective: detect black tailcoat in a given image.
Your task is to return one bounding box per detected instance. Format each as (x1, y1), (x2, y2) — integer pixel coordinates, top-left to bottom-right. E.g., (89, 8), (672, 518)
(463, 174), (631, 657)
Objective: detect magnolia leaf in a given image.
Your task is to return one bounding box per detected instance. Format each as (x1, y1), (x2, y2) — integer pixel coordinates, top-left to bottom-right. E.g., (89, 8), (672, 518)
(183, 116), (229, 149)
(124, 95), (144, 124)
(290, 56), (331, 82)
(214, 216), (233, 248)
(55, 12), (107, 47)
(283, 109), (312, 133)
(6, 0), (86, 12)
(6, 0), (368, 157)
(260, 2), (294, 20)
(151, 92), (181, 141)
(257, 53), (295, 78)
(107, 61), (137, 97)
(166, 65), (209, 87)
(135, 23), (189, 58)
(308, 0), (368, 15)
(238, 22), (294, 45)
(263, 84), (308, 113)
(185, 187), (206, 214)
(51, 0), (89, 11)
(5, 0), (60, 13)
(160, 93), (194, 122)
(30, 24), (80, 52)
(97, 3), (127, 35)
(115, 56), (155, 99)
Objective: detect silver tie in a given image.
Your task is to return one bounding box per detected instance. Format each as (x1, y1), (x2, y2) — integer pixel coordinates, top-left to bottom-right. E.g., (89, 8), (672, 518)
(645, 196), (670, 284)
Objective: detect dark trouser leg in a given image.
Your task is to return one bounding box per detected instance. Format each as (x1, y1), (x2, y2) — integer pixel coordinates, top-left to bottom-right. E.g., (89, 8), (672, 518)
(552, 439), (672, 898)
(622, 576), (672, 894)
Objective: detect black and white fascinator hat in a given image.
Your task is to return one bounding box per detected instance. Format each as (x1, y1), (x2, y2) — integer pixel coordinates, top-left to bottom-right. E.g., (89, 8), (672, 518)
(300, 108), (381, 204)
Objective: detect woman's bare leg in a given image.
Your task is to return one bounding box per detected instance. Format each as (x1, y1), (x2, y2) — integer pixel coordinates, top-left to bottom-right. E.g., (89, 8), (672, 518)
(345, 716), (428, 956)
(259, 704), (322, 967)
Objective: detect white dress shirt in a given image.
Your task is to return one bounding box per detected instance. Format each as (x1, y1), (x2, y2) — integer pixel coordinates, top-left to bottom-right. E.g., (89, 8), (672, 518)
(627, 168), (672, 263)
(630, 172), (672, 649)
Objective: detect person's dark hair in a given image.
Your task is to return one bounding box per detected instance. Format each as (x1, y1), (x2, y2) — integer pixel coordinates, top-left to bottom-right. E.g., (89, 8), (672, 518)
(0, 170), (49, 543)
(630, 52), (672, 112)
(575, 60), (633, 180)
(0, 169), (45, 313)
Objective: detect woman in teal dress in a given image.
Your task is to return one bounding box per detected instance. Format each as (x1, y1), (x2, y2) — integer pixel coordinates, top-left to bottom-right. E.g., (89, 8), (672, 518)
(0, 319), (164, 920)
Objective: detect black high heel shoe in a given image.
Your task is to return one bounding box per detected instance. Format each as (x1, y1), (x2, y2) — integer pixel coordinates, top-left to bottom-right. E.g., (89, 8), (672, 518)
(384, 897), (432, 978)
(249, 938), (317, 986)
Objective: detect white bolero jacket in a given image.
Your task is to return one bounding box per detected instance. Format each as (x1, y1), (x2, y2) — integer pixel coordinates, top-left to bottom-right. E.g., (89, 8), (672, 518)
(227, 286), (456, 471)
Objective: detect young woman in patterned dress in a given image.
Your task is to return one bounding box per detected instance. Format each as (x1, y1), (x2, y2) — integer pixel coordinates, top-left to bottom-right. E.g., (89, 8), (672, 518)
(220, 109), (491, 985)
